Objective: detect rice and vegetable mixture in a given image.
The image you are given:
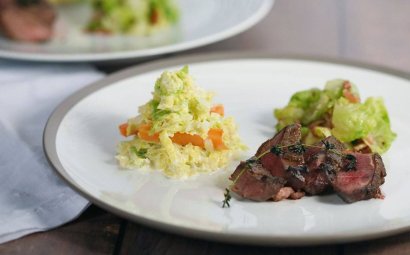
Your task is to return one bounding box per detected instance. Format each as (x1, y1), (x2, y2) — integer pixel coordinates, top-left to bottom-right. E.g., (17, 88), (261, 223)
(116, 66), (246, 178)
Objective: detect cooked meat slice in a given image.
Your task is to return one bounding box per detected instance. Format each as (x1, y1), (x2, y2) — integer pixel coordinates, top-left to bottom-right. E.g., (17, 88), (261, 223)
(28, 2), (56, 24)
(230, 160), (286, 201)
(302, 167), (330, 195)
(0, 0), (56, 42)
(272, 187), (305, 201)
(228, 124), (387, 204)
(303, 136), (346, 195)
(326, 153), (386, 203)
(290, 190), (305, 200)
(257, 124), (306, 190)
(258, 126), (347, 195)
(0, 0), (13, 8)
(256, 123), (302, 156)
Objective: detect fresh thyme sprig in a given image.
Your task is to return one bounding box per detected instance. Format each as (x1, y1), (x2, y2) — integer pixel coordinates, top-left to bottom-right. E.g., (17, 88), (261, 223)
(288, 143), (306, 154)
(221, 158), (257, 208)
(221, 141), (357, 208)
(322, 140), (336, 150)
(222, 188), (231, 208)
(270, 146), (283, 156)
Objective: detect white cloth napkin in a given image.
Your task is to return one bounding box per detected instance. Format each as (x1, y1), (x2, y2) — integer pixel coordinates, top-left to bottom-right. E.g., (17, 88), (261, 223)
(0, 60), (104, 244)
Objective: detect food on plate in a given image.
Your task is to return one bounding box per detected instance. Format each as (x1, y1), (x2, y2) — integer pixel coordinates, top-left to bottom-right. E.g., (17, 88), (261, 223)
(0, 0), (56, 42)
(86, 0), (179, 35)
(116, 66), (246, 179)
(224, 124), (386, 205)
(0, 0), (179, 42)
(274, 80), (396, 154)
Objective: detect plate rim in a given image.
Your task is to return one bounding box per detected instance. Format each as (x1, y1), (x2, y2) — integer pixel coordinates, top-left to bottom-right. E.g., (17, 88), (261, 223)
(0, 0), (273, 62)
(43, 52), (410, 246)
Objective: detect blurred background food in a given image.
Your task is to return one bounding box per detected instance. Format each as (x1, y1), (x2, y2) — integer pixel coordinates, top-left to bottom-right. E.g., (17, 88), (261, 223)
(0, 0), (179, 42)
(48, 0), (82, 3)
(86, 0), (179, 35)
(0, 0), (56, 42)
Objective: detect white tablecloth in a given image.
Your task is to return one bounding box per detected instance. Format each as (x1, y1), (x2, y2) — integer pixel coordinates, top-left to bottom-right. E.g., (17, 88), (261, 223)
(0, 60), (104, 244)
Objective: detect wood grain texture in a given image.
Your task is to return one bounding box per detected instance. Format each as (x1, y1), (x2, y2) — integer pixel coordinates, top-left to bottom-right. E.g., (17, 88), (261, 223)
(344, 232), (410, 255)
(0, 206), (121, 255)
(117, 222), (339, 255)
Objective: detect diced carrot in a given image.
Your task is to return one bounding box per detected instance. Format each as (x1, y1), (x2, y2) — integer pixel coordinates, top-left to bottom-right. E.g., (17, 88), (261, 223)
(119, 122), (139, 137)
(170, 128), (226, 150)
(137, 124), (160, 142)
(119, 123), (129, 137)
(207, 128), (227, 150)
(171, 132), (204, 147)
(210, 104), (224, 116)
(126, 122), (227, 150)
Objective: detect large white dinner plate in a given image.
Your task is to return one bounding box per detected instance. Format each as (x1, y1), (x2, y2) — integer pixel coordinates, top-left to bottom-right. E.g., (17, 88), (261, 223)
(0, 0), (272, 62)
(44, 53), (410, 245)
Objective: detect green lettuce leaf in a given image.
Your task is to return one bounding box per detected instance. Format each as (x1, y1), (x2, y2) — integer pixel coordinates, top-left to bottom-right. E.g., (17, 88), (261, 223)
(274, 79), (349, 130)
(274, 79), (395, 154)
(332, 97), (396, 154)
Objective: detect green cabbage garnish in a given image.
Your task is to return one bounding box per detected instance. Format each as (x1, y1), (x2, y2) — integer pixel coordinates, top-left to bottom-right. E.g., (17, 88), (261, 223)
(274, 79), (352, 130)
(274, 79), (395, 154)
(332, 97), (396, 154)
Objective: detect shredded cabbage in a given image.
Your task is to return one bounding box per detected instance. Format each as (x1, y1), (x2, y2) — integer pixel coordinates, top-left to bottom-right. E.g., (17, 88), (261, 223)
(116, 66), (246, 178)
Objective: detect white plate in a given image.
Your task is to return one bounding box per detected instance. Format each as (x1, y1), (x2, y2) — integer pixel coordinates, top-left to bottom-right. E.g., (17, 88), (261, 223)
(44, 53), (410, 245)
(0, 0), (272, 62)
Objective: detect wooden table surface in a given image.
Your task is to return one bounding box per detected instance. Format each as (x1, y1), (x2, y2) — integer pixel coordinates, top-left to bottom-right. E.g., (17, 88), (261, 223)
(2, 0), (410, 254)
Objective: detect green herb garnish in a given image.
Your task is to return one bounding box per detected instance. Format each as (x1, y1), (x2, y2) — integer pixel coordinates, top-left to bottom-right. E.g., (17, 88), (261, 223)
(222, 188), (231, 208)
(130, 147), (148, 158)
(345, 154), (357, 171)
(322, 140), (335, 150)
(270, 146), (283, 156)
(288, 143), (306, 154)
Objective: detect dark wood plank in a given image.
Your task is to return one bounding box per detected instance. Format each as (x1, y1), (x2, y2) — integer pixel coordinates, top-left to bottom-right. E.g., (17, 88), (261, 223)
(0, 206), (122, 255)
(117, 222), (339, 255)
(344, 232), (410, 255)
